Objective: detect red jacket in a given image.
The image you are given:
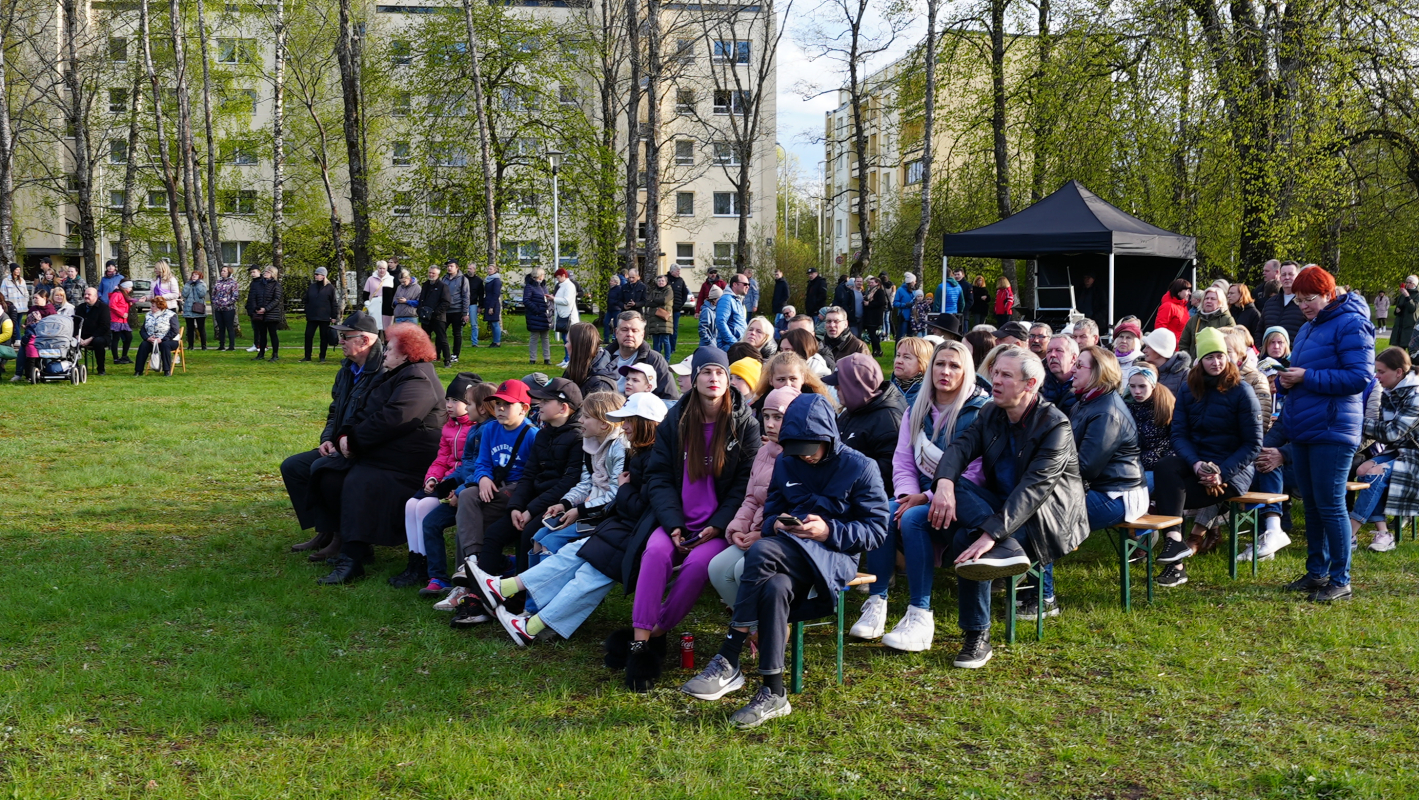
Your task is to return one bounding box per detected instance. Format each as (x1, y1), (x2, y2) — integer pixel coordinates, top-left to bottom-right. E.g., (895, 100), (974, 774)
(425, 413), (473, 483)
(994, 287), (1014, 316)
(108, 290), (130, 321)
(1155, 292), (1190, 342)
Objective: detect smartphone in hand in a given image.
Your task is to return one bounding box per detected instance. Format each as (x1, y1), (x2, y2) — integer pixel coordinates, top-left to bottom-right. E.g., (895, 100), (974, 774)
(777, 514), (803, 528)
(544, 514), (567, 530)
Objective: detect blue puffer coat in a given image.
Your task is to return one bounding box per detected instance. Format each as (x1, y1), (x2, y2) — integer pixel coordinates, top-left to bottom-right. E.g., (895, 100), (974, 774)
(760, 393), (889, 621)
(523, 274), (551, 333)
(1281, 291), (1375, 447)
(937, 279), (965, 315)
(1172, 375), (1263, 492)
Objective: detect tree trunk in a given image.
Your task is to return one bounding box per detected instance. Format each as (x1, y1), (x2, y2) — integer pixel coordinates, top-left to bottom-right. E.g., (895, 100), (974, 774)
(460, 0), (499, 272)
(196, 0), (223, 279)
(139, 0), (188, 274)
(643, 0), (660, 277)
(62, 0), (99, 283)
(271, 0), (286, 275)
(989, 0), (1015, 285)
(0, 13), (16, 266)
(623, 0), (642, 274)
(168, 0), (210, 278)
(117, 74), (143, 275)
(911, 0), (938, 303)
(847, 0), (870, 276)
(336, 0), (370, 285)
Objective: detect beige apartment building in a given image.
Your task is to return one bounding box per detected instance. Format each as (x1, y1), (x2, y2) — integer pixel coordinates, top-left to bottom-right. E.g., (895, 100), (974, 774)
(17, 0), (776, 290)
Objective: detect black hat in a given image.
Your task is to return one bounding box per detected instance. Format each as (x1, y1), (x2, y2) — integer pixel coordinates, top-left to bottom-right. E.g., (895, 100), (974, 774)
(447, 372), (479, 400)
(996, 321), (1031, 342)
(781, 439), (825, 457)
(926, 313), (964, 341)
(527, 376), (583, 408)
(330, 310), (379, 334)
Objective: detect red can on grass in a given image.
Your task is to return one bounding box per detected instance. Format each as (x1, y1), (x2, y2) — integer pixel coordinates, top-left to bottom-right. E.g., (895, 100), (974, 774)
(680, 632), (695, 670)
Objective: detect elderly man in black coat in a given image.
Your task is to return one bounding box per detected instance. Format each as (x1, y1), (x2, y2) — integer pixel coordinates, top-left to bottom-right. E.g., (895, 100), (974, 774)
(76, 287), (111, 375)
(281, 311), (386, 561)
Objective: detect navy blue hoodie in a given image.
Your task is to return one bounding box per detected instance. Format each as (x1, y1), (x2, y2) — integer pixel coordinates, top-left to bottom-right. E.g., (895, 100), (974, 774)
(761, 393), (889, 620)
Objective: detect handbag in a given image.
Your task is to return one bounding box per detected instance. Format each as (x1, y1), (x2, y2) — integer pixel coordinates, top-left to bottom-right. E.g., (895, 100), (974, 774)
(654, 307), (671, 321)
(192, 301), (206, 315)
(555, 314), (570, 334)
(0, 345), (16, 359)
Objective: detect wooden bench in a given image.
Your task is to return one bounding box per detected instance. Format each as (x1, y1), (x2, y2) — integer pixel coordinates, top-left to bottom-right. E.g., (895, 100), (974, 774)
(1227, 492), (1289, 578)
(1103, 515), (1184, 612)
(788, 572), (875, 694)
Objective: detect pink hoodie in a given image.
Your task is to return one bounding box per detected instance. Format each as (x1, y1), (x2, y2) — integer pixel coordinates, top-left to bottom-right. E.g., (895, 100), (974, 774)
(730, 386), (799, 535)
(424, 413), (473, 483)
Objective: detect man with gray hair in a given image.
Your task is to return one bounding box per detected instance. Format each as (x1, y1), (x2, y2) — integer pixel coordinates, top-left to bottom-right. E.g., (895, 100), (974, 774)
(928, 345), (1087, 669)
(1252, 259), (1281, 305)
(1070, 318), (1100, 351)
(606, 310), (680, 401)
(1027, 322), (1053, 357)
(1041, 334), (1080, 412)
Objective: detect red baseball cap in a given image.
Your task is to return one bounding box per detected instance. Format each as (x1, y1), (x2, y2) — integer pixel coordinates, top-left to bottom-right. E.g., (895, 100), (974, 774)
(489, 379), (531, 405)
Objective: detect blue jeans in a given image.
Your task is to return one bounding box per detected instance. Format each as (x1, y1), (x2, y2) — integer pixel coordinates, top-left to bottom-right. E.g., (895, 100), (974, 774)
(469, 314), (480, 346)
(1144, 471), (1154, 493)
(652, 333), (672, 361)
(1292, 442), (1358, 587)
(864, 500), (937, 609)
(1251, 462), (1300, 516)
(520, 539), (615, 639)
(670, 310), (682, 353)
(420, 502), (460, 582)
(950, 479), (1053, 633)
(530, 524), (582, 567)
(487, 318), (503, 345)
(1085, 490), (1127, 531)
(1349, 456), (1395, 525)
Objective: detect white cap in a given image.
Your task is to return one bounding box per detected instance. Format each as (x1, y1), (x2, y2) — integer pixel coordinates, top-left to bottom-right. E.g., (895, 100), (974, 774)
(1143, 328), (1177, 360)
(607, 390), (668, 423)
(669, 355), (694, 376)
(618, 361), (657, 388)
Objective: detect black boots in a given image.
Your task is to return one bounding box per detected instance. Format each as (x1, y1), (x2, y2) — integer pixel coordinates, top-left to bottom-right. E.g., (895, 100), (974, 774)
(624, 635), (667, 693)
(291, 529), (333, 553)
(387, 552), (429, 588)
(603, 627), (634, 670)
(318, 554), (365, 585)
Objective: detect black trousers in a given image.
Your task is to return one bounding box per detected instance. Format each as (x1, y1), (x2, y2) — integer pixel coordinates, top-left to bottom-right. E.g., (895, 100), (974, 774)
(110, 329), (132, 360)
(281, 449), (325, 532)
(1153, 454), (1242, 537)
(86, 339), (108, 373)
(305, 320), (332, 360)
(731, 536), (816, 676)
(257, 321), (281, 356)
(447, 316), (464, 357)
(478, 512), (532, 575)
(185, 317), (207, 349)
(313, 467), (348, 536)
(865, 327), (882, 355)
(422, 318), (449, 363)
(214, 308), (237, 348)
(134, 338), (178, 375)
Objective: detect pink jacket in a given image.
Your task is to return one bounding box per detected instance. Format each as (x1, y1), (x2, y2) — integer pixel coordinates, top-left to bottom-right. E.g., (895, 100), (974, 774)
(729, 438), (783, 535)
(892, 406), (983, 501)
(425, 413), (473, 483)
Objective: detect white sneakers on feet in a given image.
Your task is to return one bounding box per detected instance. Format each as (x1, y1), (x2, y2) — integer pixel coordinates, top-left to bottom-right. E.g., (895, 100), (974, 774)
(246, 345), (258, 352)
(1368, 531), (1397, 552)
(849, 595), (887, 639)
(433, 585), (471, 611)
(881, 605), (934, 652)
(1256, 530), (1292, 558)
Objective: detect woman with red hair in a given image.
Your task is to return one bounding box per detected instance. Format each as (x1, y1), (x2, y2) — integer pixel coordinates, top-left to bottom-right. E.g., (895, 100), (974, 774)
(315, 323), (447, 584)
(1274, 265), (1375, 602)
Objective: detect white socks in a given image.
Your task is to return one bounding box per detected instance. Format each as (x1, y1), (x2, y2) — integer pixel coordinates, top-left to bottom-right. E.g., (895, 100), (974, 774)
(1263, 514), (1281, 534)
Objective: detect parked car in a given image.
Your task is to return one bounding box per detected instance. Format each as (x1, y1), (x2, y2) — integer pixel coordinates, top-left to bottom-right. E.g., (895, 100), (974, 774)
(128, 279), (153, 313)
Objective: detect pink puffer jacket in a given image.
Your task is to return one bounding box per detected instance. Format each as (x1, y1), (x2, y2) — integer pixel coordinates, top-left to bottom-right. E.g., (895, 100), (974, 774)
(425, 413), (473, 483)
(728, 439), (783, 535)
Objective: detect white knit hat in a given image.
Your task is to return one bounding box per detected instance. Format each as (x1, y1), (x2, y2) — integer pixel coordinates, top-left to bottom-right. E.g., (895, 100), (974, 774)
(904, 272), (916, 284)
(1143, 328), (1177, 360)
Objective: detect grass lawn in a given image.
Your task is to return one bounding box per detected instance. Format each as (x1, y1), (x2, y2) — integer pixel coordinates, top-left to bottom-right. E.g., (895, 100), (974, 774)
(1, 318), (1416, 799)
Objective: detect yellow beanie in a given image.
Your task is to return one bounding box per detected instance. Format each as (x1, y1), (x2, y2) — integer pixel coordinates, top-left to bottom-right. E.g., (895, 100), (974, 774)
(1195, 327), (1226, 360)
(730, 358), (762, 389)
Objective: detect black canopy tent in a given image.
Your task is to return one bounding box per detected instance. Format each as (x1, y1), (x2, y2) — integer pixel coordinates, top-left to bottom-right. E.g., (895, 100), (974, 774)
(940, 180), (1197, 329)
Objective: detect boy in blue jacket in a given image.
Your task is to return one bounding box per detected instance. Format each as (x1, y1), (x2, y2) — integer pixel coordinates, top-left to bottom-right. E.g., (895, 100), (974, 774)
(679, 393), (887, 728)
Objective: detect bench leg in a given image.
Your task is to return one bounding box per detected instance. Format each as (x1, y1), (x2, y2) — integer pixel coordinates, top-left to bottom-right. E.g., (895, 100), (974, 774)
(790, 622), (804, 695)
(835, 590), (845, 687)
(1034, 567), (1044, 642)
(1006, 576), (1017, 645)
(1118, 530), (1132, 613)
(1229, 509), (1240, 580)
(1249, 509), (1259, 577)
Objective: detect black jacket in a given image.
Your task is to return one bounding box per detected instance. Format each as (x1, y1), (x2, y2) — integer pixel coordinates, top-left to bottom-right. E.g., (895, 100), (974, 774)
(245, 277), (285, 324)
(603, 341), (681, 401)
(508, 411), (585, 520)
(1068, 390), (1145, 494)
(833, 280), (857, 324)
(569, 347), (619, 397)
(321, 341), (386, 444)
(771, 277), (790, 316)
(619, 279), (647, 314)
(1232, 302), (1263, 347)
(971, 285), (990, 316)
(837, 382), (907, 495)
(1261, 293), (1307, 342)
(805, 275), (828, 316)
(467, 273), (485, 308)
(668, 274), (689, 311)
(578, 446), (654, 583)
(418, 279), (450, 323)
(935, 398), (1089, 565)
(338, 360), (446, 476)
(77, 300), (111, 341)
(863, 288), (888, 328)
(303, 281), (339, 323)
(1172, 376), (1262, 492)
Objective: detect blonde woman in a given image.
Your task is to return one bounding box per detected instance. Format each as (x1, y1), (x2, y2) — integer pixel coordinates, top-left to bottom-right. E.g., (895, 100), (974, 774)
(741, 316), (777, 360)
(1178, 285), (1234, 357)
(150, 259), (181, 311)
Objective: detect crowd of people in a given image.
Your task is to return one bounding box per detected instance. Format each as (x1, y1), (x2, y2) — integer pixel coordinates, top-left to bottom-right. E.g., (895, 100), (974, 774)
(273, 257), (1400, 731)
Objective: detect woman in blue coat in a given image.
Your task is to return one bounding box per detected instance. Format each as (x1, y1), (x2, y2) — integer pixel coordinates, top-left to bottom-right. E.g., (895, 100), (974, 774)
(523, 267), (552, 365)
(1277, 267), (1375, 601)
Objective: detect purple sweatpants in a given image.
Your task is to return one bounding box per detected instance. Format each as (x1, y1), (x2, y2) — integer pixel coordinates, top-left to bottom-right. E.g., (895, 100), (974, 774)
(631, 527), (728, 632)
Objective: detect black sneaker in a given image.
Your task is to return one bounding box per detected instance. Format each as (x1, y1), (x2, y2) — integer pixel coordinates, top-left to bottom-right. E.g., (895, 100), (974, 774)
(729, 686), (792, 729)
(1156, 537), (1194, 564)
(449, 595), (490, 627)
(1283, 573), (1329, 593)
(1157, 563), (1188, 587)
(1016, 595), (1060, 620)
(952, 630), (993, 669)
(1310, 583), (1352, 603)
(955, 536), (1032, 581)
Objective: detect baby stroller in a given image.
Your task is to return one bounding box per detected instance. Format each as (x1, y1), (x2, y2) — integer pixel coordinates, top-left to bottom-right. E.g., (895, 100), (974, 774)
(28, 314), (86, 385)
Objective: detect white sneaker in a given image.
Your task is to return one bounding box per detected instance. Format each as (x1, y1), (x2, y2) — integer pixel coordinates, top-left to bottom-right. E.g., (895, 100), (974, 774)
(880, 606), (934, 652)
(433, 585), (470, 611)
(246, 345), (258, 352)
(1256, 530), (1292, 558)
(1369, 531), (1397, 552)
(848, 595), (887, 640)
(555, 360), (569, 369)
(1237, 544), (1275, 562)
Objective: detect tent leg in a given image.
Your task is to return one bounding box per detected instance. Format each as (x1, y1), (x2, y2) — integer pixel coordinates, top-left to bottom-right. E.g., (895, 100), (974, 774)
(941, 256), (949, 312)
(1108, 253), (1115, 328)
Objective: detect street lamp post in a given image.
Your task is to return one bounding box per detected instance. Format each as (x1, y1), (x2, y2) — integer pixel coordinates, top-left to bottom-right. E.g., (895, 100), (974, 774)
(548, 150), (564, 274)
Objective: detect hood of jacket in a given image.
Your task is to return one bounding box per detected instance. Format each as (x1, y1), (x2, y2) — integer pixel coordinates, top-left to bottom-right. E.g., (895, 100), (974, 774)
(1160, 291), (1187, 310)
(1314, 288), (1370, 327)
(779, 393), (844, 458)
(1162, 350), (1192, 375)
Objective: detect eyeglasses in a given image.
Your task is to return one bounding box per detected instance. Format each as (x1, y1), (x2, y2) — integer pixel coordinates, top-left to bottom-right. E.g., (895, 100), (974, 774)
(1028, 334), (1048, 340)
(338, 333), (364, 342)
(1297, 294), (1323, 303)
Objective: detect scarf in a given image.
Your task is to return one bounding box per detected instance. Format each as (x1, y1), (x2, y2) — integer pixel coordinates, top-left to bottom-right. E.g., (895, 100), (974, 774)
(1074, 386), (1109, 404)
(584, 429), (624, 498)
(894, 373), (923, 398)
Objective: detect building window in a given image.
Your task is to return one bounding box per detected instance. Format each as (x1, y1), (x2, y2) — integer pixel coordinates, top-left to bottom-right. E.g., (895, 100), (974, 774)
(559, 85), (577, 105)
(109, 190), (126, 210)
(711, 40), (750, 65)
(713, 142), (741, 166)
(674, 140), (694, 166)
(712, 90), (750, 115)
(393, 93), (412, 116)
(430, 191), (461, 217)
(231, 146), (258, 166)
(713, 242), (738, 268)
(392, 191), (414, 216)
(905, 159), (924, 185)
(676, 38), (696, 64)
(675, 88), (695, 115)
(390, 40), (412, 66)
(676, 243), (694, 268)
(149, 241), (175, 259)
(217, 38), (256, 64)
(109, 36), (128, 62)
(713, 192), (745, 216)
(392, 141), (412, 167)
(109, 140), (128, 164)
(676, 191), (694, 216)
(147, 190), (166, 209)
(501, 241), (540, 266)
(432, 143), (468, 167)
(433, 93), (467, 117)
(109, 88), (128, 113)
(222, 190), (257, 215)
(220, 241), (249, 267)
(835, 219), (843, 238)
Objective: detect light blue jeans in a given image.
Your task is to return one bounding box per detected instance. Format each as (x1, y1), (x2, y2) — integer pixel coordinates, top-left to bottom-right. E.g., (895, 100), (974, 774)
(520, 539), (614, 639)
(865, 500), (938, 609)
(530, 523), (581, 567)
(1349, 455), (1395, 525)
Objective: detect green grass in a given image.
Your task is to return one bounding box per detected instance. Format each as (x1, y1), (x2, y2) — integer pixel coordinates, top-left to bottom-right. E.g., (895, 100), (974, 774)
(1, 318), (1417, 799)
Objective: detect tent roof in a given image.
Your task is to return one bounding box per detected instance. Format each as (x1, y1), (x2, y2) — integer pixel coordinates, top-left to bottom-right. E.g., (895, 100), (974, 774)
(941, 180), (1197, 260)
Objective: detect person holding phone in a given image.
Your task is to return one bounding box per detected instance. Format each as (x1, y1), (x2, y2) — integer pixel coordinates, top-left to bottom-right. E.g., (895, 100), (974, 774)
(680, 392), (887, 728)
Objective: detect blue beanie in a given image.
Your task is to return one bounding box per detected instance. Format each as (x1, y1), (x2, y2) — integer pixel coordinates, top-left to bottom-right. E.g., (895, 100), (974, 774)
(691, 346), (730, 380)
